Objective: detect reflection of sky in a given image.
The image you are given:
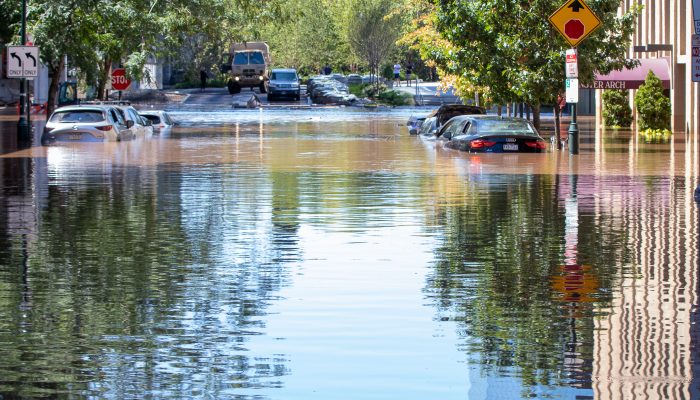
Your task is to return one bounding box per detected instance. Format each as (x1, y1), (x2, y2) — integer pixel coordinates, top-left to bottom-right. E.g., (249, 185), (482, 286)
(239, 224), (474, 399)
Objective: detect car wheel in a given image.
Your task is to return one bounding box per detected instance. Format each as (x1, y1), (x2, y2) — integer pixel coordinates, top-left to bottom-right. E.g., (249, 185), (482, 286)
(268, 93), (275, 102)
(227, 80), (236, 94)
(259, 82), (267, 94)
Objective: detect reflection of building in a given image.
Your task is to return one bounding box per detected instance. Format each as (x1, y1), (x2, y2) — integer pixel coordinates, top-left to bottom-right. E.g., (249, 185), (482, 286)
(591, 178), (700, 398)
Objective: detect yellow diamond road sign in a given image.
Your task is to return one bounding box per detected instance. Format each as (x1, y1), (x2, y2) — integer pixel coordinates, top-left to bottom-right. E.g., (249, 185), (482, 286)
(549, 0), (602, 48)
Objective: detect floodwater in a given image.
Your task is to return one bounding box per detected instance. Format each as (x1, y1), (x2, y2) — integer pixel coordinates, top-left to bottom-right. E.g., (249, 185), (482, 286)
(0, 106), (699, 399)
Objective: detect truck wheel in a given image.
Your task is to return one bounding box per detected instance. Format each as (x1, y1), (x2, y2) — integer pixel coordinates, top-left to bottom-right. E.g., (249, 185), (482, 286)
(259, 82), (267, 94)
(228, 80), (241, 94)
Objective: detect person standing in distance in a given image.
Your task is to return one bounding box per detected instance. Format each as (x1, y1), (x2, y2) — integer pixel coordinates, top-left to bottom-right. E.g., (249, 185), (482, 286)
(200, 69), (207, 92)
(393, 63), (401, 87)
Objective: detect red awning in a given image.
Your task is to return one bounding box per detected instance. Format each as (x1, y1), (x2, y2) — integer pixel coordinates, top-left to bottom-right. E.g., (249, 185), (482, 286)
(587, 58), (670, 90)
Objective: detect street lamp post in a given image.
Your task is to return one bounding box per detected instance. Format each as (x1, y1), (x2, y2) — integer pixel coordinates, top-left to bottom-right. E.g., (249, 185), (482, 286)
(16, 0), (30, 141)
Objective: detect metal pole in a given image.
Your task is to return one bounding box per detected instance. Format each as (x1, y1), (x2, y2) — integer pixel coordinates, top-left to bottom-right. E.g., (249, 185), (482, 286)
(568, 102), (579, 154)
(17, 0), (29, 141)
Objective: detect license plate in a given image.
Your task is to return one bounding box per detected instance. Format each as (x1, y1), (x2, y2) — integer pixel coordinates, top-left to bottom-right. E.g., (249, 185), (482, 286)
(69, 134), (82, 140)
(503, 143), (518, 151)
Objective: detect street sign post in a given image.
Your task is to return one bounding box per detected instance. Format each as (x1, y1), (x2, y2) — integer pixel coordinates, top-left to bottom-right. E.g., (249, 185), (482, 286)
(550, 0), (600, 155)
(693, 34), (700, 83)
(6, 46), (39, 79)
(548, 0), (602, 48)
(565, 49), (578, 78)
(566, 78), (579, 103)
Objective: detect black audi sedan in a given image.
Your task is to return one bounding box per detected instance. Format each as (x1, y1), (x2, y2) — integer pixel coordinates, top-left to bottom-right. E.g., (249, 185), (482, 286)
(437, 115), (547, 153)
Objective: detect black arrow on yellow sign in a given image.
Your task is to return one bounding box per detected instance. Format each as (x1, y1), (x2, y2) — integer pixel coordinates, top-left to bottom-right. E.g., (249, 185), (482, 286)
(568, 0), (585, 12)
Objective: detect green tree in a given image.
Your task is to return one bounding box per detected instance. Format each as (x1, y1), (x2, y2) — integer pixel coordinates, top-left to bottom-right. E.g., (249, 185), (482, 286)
(602, 89), (632, 128)
(410, 0), (639, 132)
(346, 0), (404, 88)
(635, 70), (671, 131)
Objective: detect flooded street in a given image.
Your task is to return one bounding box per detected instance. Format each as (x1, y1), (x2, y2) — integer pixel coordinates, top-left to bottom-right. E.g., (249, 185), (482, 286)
(1, 106), (699, 399)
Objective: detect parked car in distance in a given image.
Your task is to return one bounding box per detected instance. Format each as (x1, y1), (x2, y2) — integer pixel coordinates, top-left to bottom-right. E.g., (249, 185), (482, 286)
(437, 115), (547, 153)
(407, 115), (427, 135)
(139, 110), (175, 134)
(267, 68), (301, 101)
(115, 104), (152, 137)
(42, 105), (133, 144)
(427, 104), (486, 130)
(418, 116), (439, 138)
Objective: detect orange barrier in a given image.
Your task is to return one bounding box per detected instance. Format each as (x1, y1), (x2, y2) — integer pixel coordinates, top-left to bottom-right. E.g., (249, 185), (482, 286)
(16, 102), (47, 115)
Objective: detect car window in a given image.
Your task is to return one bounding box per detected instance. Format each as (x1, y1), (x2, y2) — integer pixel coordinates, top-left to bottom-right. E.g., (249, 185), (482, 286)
(419, 118), (436, 135)
(233, 52), (248, 65)
(50, 110), (105, 123)
(164, 113), (173, 125)
(142, 114), (161, 124)
(476, 119), (539, 136)
(249, 51), (265, 64)
(110, 108), (125, 125)
(272, 72), (297, 81)
(128, 109), (143, 124)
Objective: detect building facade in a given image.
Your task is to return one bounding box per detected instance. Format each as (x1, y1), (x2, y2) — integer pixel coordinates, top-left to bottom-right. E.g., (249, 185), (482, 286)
(616, 0), (699, 133)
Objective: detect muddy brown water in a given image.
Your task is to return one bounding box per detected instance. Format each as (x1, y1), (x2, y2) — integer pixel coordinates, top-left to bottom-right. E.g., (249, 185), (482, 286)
(0, 107), (698, 399)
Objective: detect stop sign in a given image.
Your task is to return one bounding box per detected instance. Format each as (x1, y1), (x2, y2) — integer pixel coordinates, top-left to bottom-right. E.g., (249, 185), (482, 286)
(111, 68), (131, 91)
(564, 19), (585, 40)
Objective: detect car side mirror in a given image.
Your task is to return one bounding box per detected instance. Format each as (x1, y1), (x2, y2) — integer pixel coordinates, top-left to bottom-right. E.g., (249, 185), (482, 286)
(126, 120), (134, 128)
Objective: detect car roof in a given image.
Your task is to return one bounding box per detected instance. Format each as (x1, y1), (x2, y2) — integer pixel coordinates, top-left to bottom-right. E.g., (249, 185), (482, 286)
(138, 110), (166, 115)
(272, 68), (297, 73)
(51, 105), (111, 113)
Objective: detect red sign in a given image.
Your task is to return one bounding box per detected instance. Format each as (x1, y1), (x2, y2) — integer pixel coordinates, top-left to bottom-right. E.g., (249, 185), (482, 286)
(111, 68), (131, 91)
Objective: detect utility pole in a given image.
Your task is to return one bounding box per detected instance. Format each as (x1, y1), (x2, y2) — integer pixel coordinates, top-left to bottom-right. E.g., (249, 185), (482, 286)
(17, 0), (30, 141)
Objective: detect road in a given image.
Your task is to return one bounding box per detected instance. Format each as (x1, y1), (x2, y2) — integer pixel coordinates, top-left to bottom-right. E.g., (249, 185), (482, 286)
(184, 87), (309, 107)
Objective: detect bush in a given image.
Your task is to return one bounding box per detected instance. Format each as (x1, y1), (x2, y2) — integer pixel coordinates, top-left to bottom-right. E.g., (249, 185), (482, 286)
(635, 71), (671, 131)
(377, 89), (413, 106)
(602, 89), (632, 128)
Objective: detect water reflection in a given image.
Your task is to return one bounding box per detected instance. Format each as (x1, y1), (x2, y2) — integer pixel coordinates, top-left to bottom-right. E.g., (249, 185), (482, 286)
(0, 111), (699, 399)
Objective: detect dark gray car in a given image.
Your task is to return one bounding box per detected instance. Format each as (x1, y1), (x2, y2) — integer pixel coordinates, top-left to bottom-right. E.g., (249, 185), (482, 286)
(267, 68), (301, 101)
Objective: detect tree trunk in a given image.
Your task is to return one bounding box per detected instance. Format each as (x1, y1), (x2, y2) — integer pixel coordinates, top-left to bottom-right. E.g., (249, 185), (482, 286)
(553, 101), (562, 150)
(96, 57), (112, 100)
(530, 103), (541, 132)
(46, 57), (65, 116)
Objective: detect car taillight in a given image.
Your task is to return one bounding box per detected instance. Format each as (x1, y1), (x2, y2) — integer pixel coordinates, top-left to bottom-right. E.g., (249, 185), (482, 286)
(525, 140), (547, 149)
(96, 125), (113, 131)
(470, 139), (496, 149)
(44, 127), (54, 133)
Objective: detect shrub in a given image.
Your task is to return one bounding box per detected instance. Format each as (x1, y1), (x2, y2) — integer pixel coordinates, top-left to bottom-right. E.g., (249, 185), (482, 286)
(635, 71), (671, 131)
(377, 90), (413, 106)
(602, 89), (632, 128)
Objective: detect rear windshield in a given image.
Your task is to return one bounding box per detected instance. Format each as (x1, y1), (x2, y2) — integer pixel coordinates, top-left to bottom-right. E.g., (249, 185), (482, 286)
(142, 114), (161, 124)
(271, 72), (297, 81)
(50, 109), (105, 123)
(475, 120), (538, 136)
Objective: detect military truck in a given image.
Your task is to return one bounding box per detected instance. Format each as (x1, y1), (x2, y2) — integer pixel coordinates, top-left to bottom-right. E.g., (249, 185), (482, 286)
(220, 42), (271, 94)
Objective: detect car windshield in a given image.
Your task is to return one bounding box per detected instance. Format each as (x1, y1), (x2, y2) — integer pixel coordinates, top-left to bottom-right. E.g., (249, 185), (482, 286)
(249, 52), (265, 64)
(50, 110), (104, 123)
(233, 52), (249, 65)
(271, 72), (297, 81)
(475, 119), (538, 136)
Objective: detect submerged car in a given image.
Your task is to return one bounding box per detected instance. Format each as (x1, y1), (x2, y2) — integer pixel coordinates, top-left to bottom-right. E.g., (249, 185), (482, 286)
(406, 115), (427, 135)
(42, 105), (133, 143)
(427, 104), (486, 130)
(437, 115), (547, 153)
(139, 110), (175, 134)
(267, 68), (301, 101)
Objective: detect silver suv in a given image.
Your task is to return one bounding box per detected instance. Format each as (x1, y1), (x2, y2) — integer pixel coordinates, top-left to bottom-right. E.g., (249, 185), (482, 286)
(267, 68), (301, 101)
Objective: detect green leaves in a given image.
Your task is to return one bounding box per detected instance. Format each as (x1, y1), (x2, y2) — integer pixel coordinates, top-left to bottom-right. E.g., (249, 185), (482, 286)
(635, 71), (671, 131)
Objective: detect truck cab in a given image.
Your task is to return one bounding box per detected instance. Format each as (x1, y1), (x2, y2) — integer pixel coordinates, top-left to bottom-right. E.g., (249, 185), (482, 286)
(221, 42), (271, 94)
